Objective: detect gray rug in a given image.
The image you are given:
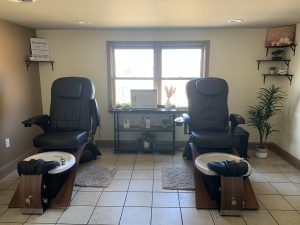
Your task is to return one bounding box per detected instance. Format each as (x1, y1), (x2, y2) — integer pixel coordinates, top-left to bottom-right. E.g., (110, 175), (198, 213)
(75, 160), (117, 187)
(162, 167), (195, 190)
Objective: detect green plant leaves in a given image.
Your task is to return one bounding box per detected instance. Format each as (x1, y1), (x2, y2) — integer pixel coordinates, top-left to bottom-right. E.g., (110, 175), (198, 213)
(247, 85), (286, 148)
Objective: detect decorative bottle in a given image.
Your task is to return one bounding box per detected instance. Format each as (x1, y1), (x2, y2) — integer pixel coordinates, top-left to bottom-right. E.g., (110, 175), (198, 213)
(145, 117), (151, 128)
(140, 117), (146, 129)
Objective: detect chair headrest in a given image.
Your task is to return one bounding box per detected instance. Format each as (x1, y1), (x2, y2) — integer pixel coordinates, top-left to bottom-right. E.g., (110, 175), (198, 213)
(56, 82), (82, 98)
(195, 77), (228, 95)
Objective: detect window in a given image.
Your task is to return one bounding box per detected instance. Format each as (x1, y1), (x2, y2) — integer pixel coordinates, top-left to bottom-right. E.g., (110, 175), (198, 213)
(107, 41), (209, 108)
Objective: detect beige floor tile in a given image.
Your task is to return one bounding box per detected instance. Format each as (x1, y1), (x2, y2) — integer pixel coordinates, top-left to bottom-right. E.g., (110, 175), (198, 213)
(0, 208), (30, 223)
(7, 180), (19, 190)
(79, 187), (104, 192)
(242, 210), (277, 225)
(152, 192), (179, 207)
(0, 206), (7, 216)
(273, 164), (299, 173)
(179, 192), (195, 207)
(6, 170), (19, 178)
(131, 169), (154, 179)
(26, 208), (64, 223)
(266, 156), (288, 164)
(284, 173), (300, 183)
(257, 195), (294, 210)
(71, 191), (101, 206)
(128, 179), (153, 191)
(117, 154), (137, 162)
(88, 206), (122, 224)
(104, 179), (130, 191)
(24, 223), (55, 225)
(73, 186), (80, 191)
(125, 192), (152, 206)
(210, 209), (246, 225)
(153, 170), (162, 179)
(114, 170), (133, 179)
(134, 162), (155, 170)
(252, 182), (279, 194)
(181, 208), (214, 225)
(271, 182), (300, 195)
(120, 207), (151, 225)
(136, 154), (155, 162)
(154, 161), (173, 169)
(261, 173), (290, 182)
(0, 178), (18, 190)
(151, 207), (182, 225)
(153, 179), (177, 192)
(0, 190), (15, 204)
(252, 163), (279, 172)
(154, 155), (174, 162)
(284, 195), (300, 210)
(57, 206), (94, 224)
(97, 191), (127, 206)
(249, 172), (267, 182)
(115, 161), (135, 169)
(269, 210), (300, 225)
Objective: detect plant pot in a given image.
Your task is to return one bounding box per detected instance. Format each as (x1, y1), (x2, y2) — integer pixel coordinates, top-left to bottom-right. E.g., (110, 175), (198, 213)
(255, 147), (268, 159)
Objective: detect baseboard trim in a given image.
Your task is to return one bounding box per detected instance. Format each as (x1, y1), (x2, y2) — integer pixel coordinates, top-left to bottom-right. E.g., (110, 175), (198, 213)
(0, 147), (37, 180)
(248, 142), (300, 171)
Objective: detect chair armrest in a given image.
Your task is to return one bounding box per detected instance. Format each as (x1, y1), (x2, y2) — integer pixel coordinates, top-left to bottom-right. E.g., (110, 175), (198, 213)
(22, 115), (51, 132)
(229, 114), (245, 133)
(174, 113), (191, 134)
(89, 99), (101, 136)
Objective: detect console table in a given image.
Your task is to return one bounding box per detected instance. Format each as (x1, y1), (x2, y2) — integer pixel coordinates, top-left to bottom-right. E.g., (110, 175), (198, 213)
(110, 108), (186, 154)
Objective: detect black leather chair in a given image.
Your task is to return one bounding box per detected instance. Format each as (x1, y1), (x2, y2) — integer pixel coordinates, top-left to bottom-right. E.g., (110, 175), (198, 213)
(181, 77), (246, 156)
(23, 77), (100, 152)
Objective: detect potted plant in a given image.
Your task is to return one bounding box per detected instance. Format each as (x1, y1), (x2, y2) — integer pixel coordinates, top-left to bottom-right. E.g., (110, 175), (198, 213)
(271, 49), (284, 60)
(247, 85), (286, 158)
(269, 66), (277, 74)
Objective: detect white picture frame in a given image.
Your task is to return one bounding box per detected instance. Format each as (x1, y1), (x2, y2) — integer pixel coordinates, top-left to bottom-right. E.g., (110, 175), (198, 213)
(30, 38), (50, 61)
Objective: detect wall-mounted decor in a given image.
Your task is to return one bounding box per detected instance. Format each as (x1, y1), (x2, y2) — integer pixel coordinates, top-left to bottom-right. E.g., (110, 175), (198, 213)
(30, 38), (50, 61)
(265, 25), (296, 47)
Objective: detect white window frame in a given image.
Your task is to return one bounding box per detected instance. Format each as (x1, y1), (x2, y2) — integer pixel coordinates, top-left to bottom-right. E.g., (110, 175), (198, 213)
(107, 41), (210, 108)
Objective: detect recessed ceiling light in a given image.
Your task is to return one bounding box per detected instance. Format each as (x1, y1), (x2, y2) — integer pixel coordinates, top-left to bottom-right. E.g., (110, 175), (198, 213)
(8, 0), (37, 3)
(76, 21), (92, 25)
(227, 19), (244, 23)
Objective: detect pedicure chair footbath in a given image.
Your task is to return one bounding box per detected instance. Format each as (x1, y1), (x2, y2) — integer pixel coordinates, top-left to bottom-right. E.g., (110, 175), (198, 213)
(9, 77), (100, 214)
(176, 77), (259, 215)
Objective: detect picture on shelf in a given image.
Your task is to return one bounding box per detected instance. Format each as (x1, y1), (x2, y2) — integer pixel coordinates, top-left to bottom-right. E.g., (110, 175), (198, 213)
(265, 24), (296, 47)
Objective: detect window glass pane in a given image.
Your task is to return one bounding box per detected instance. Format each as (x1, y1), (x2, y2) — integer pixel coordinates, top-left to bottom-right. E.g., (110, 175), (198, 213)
(115, 49), (154, 78)
(162, 49), (202, 78)
(115, 80), (153, 105)
(162, 80), (189, 107)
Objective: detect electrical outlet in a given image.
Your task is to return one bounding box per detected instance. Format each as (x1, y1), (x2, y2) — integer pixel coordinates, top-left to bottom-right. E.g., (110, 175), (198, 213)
(5, 138), (10, 148)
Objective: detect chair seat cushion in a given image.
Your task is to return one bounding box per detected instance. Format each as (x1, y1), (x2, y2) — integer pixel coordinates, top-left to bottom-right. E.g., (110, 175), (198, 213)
(191, 131), (239, 149)
(33, 130), (88, 150)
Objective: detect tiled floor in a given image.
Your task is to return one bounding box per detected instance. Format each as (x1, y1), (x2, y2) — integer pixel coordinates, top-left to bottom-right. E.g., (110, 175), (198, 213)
(0, 148), (299, 225)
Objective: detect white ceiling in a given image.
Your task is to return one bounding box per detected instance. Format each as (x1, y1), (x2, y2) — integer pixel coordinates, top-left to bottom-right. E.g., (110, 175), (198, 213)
(0, 0), (300, 29)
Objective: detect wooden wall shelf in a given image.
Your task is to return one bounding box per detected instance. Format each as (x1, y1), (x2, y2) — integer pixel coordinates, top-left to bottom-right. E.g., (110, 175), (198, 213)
(262, 74), (293, 85)
(265, 44), (297, 56)
(25, 60), (55, 71)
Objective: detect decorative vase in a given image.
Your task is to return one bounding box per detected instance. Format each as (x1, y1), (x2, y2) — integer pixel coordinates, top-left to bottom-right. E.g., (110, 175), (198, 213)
(165, 98), (172, 109)
(255, 147), (268, 159)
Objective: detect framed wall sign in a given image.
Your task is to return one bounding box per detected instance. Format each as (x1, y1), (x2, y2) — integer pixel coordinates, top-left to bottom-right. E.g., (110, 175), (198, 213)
(30, 38), (50, 61)
(265, 25), (296, 47)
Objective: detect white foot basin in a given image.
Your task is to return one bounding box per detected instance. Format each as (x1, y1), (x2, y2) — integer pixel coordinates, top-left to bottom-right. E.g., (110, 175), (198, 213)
(24, 151), (76, 174)
(194, 153), (251, 176)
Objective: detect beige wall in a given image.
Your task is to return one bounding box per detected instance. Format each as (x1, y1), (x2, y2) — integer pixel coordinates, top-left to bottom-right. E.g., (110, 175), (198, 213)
(37, 28), (290, 152)
(0, 20), (43, 176)
(274, 23), (300, 159)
